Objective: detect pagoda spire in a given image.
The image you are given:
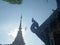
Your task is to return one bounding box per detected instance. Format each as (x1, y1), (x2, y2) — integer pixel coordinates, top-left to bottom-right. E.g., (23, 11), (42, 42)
(19, 15), (22, 30)
(12, 15), (25, 45)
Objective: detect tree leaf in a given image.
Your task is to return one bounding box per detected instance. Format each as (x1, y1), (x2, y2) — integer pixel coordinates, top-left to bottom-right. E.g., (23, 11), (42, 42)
(3, 0), (22, 4)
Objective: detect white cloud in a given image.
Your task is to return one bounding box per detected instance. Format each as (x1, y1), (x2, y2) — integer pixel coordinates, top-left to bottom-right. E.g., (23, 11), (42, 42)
(8, 28), (18, 38)
(8, 27), (27, 38)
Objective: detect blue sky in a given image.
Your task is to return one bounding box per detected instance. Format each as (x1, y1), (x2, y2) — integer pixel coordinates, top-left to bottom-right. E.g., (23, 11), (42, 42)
(0, 0), (57, 45)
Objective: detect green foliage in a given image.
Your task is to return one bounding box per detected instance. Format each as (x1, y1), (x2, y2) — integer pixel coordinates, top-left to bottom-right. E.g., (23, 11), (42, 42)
(3, 0), (22, 4)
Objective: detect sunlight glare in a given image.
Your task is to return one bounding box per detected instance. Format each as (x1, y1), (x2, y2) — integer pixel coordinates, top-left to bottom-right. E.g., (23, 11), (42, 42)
(8, 28), (27, 38)
(22, 28), (27, 37)
(8, 28), (18, 38)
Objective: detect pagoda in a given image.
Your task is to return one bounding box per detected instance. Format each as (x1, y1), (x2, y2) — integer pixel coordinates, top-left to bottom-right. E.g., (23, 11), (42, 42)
(11, 16), (25, 45)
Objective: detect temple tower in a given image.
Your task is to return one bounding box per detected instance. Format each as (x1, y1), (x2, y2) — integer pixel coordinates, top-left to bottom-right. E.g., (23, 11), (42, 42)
(12, 16), (25, 45)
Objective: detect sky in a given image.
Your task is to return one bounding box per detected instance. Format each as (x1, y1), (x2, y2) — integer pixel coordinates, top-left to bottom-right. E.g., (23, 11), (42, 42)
(0, 0), (57, 45)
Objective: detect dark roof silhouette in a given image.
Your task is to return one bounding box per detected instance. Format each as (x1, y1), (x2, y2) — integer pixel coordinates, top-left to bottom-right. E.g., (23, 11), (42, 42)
(30, 0), (60, 45)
